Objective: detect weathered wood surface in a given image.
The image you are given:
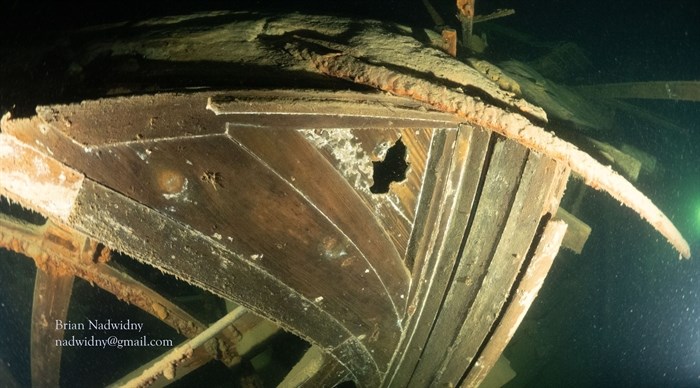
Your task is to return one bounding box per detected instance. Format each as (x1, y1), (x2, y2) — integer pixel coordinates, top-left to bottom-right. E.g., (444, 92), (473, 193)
(398, 133), (569, 387)
(279, 346), (350, 387)
(0, 11), (689, 387)
(113, 306), (247, 388)
(1, 90), (461, 385)
(0, 85), (681, 386)
(302, 50), (689, 258)
(31, 268), (74, 388)
(436, 152), (567, 385)
(1, 88), (567, 386)
(462, 220), (568, 387)
(555, 207), (591, 254)
(0, 212), (246, 376)
(386, 124), (491, 386)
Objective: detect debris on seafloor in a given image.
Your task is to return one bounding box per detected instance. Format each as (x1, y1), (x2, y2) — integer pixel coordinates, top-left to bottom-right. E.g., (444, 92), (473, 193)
(575, 81), (700, 102)
(454, 0), (513, 54)
(420, 0), (458, 57)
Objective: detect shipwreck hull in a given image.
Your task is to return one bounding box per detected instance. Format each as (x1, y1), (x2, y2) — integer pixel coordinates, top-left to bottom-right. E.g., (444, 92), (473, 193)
(0, 11), (686, 387)
(0, 89), (568, 386)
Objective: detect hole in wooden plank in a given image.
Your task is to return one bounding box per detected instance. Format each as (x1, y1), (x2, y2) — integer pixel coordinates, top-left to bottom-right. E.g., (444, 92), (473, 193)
(370, 138), (408, 194)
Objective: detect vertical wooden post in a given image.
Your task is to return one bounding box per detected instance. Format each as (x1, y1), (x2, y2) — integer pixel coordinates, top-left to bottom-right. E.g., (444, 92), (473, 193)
(457, 0), (476, 48)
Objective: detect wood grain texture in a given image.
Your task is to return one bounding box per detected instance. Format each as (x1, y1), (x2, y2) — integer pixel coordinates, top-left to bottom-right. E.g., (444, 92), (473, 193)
(385, 124), (491, 387)
(1, 90), (462, 383)
(407, 136), (530, 386)
(433, 150), (569, 386)
(0, 89), (572, 386)
(31, 268), (74, 388)
(461, 220), (568, 387)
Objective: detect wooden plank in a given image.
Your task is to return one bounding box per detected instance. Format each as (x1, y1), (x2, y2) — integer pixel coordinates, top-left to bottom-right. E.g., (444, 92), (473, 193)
(228, 126), (410, 314)
(67, 179), (383, 385)
(0, 210), (254, 381)
(392, 128), (433, 224)
(111, 346), (214, 388)
(385, 124), (491, 387)
(1, 91), (468, 384)
(575, 81), (700, 102)
(0, 133), (83, 222)
(461, 220), (568, 387)
(95, 135), (400, 369)
(31, 267), (74, 388)
(0, 89), (578, 385)
(433, 152), (569, 385)
(12, 90), (459, 148)
(586, 137), (641, 182)
(299, 127), (429, 259)
(279, 346), (350, 388)
(0, 212), (242, 361)
(2, 93), (419, 375)
(112, 307), (247, 387)
(304, 50), (690, 258)
(208, 90), (463, 128)
(555, 207), (591, 254)
(3, 91), (428, 322)
(406, 137), (528, 386)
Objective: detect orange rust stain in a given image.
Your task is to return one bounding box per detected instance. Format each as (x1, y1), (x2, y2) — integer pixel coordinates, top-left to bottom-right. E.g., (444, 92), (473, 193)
(441, 29), (458, 57)
(157, 169), (186, 194)
(95, 245), (111, 263)
(152, 303), (169, 320)
(9, 238), (23, 253)
(457, 0), (475, 17)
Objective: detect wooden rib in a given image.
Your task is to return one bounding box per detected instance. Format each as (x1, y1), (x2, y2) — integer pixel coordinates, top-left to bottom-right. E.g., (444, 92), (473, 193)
(461, 220), (568, 387)
(31, 267), (75, 388)
(430, 147), (568, 386)
(68, 180), (382, 385)
(227, 127), (410, 311)
(1, 92), (410, 380)
(0, 213), (242, 366)
(473, 9), (515, 23)
(301, 51), (691, 259)
(385, 125), (490, 387)
(407, 137), (529, 386)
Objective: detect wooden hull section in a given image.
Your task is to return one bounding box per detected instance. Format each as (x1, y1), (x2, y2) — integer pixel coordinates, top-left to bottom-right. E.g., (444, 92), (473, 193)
(0, 11), (688, 386)
(1, 89), (569, 386)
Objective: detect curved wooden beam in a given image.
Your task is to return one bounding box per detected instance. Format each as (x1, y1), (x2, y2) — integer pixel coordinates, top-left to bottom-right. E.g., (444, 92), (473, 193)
(300, 51), (691, 259)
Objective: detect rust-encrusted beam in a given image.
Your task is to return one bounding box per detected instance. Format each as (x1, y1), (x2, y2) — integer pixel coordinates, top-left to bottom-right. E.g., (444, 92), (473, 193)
(298, 50), (691, 259)
(113, 306), (248, 388)
(0, 212), (242, 366)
